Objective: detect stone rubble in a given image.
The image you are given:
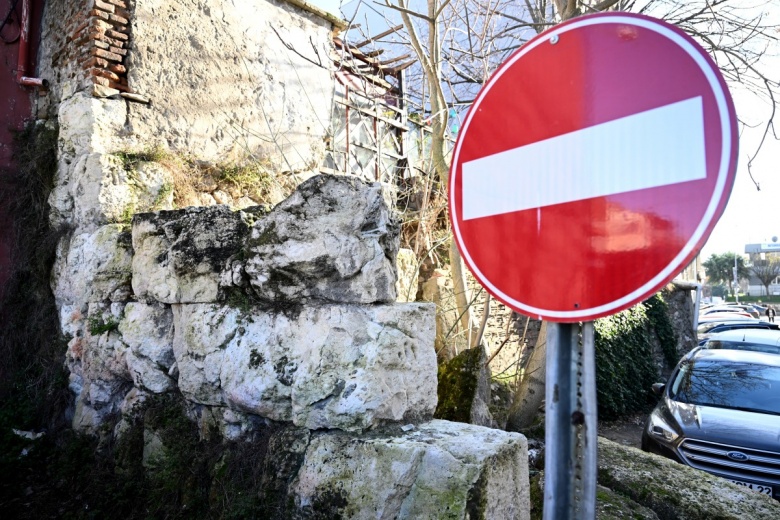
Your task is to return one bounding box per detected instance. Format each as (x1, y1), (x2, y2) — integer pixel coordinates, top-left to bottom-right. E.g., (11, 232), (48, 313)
(41, 10), (531, 511)
(49, 166), (529, 517)
(244, 174), (400, 304)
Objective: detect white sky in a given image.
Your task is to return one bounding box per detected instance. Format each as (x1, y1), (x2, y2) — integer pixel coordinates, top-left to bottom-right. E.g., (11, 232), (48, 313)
(307, 0), (780, 259)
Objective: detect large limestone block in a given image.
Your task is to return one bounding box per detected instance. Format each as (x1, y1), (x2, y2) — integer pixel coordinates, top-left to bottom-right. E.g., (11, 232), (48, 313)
(244, 174), (400, 304)
(78, 303), (131, 383)
(598, 437), (780, 518)
(118, 303), (176, 393)
(292, 420), (530, 519)
(49, 152), (136, 231)
(172, 302), (437, 431)
(132, 205), (263, 303)
(69, 303), (133, 434)
(51, 224), (133, 306)
(57, 92), (127, 159)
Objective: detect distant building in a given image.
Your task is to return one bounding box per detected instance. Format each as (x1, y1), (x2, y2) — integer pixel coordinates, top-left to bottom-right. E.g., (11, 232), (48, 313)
(745, 241), (780, 261)
(676, 255), (702, 284)
(745, 241), (780, 296)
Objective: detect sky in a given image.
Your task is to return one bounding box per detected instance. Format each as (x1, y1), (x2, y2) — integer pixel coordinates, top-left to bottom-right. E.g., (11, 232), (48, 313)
(307, 0), (780, 260)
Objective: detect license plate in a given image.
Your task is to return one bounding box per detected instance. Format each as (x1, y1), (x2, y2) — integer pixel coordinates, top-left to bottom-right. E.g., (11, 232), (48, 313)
(729, 479), (773, 495)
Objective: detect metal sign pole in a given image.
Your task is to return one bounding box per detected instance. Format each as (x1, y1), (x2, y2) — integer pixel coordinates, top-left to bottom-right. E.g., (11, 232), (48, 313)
(543, 322), (598, 519)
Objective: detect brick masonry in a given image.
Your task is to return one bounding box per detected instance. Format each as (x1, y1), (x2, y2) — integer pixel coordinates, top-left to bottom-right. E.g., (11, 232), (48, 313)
(52, 0), (131, 93)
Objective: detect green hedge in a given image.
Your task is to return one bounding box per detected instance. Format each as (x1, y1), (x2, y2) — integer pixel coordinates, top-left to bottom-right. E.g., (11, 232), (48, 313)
(595, 294), (676, 420)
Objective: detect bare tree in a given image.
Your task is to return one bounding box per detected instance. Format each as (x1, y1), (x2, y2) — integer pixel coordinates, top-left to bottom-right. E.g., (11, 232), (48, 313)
(347, 0), (779, 428)
(751, 257), (780, 297)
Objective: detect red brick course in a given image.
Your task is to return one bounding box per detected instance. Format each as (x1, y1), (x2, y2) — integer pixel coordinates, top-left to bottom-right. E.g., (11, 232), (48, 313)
(61, 0), (132, 93)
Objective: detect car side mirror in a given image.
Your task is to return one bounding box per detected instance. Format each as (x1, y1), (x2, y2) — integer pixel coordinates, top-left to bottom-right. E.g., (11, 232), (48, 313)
(651, 383), (666, 396)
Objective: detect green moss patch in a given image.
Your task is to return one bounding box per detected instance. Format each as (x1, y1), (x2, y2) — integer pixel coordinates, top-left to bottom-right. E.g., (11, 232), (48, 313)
(434, 347), (483, 423)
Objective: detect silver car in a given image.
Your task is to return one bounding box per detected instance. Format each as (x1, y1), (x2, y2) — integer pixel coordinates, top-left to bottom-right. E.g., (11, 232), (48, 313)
(697, 319), (780, 345)
(702, 328), (780, 355)
(642, 349), (780, 499)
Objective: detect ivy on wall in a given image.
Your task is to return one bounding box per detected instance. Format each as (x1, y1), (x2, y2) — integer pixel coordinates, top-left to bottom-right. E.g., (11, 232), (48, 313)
(644, 293), (680, 367)
(594, 293), (677, 420)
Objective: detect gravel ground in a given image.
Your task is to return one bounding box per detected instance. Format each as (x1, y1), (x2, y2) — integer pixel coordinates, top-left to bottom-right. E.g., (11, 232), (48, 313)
(597, 414), (647, 449)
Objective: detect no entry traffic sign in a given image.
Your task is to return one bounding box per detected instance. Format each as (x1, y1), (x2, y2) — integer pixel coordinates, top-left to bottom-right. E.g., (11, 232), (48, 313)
(450, 12), (738, 322)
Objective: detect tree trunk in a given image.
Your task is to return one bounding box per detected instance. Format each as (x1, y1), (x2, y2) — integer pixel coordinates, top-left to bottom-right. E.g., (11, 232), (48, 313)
(448, 241), (476, 344)
(505, 321), (548, 431)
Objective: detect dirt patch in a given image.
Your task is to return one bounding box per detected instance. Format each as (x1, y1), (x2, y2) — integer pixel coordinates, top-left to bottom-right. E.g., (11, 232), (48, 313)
(597, 414), (646, 449)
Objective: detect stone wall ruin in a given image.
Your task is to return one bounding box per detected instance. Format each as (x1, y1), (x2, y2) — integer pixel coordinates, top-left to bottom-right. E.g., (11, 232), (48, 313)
(31, 0), (530, 517)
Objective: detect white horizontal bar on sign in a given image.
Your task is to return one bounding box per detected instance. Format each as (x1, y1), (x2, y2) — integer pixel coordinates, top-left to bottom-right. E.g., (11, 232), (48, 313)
(461, 96), (706, 220)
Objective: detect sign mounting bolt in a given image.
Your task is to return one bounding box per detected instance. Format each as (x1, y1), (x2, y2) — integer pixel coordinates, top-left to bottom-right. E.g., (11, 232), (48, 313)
(550, 34), (559, 44)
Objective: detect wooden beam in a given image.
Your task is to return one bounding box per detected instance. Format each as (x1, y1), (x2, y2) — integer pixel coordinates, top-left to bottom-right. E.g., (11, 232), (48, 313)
(379, 53), (412, 66)
(383, 60), (416, 74)
(353, 24), (403, 48)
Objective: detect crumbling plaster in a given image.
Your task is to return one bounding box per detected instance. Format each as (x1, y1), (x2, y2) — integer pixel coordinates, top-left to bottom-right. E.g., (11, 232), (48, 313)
(37, 0), (339, 176)
(125, 0), (337, 171)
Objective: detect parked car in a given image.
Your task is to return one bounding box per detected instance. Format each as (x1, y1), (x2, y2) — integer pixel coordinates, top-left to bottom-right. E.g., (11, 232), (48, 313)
(697, 312), (756, 323)
(725, 304), (761, 319)
(697, 320), (780, 345)
(701, 328), (780, 355)
(642, 349), (780, 500)
(700, 306), (753, 319)
(751, 303), (768, 314)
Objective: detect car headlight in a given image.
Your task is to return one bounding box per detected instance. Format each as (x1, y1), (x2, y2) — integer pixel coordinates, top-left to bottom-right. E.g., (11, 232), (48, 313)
(647, 412), (680, 444)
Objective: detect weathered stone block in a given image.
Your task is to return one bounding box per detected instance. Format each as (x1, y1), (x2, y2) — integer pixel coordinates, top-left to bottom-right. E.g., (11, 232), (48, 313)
(118, 302), (175, 393)
(131, 205), (263, 303)
(244, 174), (400, 304)
(292, 420), (530, 519)
(172, 302), (437, 431)
(70, 302), (132, 433)
(598, 437), (780, 518)
(52, 224), (133, 306)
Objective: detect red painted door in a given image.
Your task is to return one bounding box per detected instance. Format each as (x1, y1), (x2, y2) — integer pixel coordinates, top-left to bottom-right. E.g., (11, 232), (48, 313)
(0, 0), (43, 292)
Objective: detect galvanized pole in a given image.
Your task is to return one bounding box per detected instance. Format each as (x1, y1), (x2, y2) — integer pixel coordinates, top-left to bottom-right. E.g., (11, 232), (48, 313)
(543, 322), (598, 520)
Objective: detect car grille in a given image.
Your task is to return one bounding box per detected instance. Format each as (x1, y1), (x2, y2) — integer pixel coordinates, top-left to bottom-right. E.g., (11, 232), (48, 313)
(679, 439), (780, 487)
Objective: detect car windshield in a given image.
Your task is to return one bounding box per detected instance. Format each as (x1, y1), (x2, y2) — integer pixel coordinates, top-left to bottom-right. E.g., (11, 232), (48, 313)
(706, 340), (780, 355)
(670, 359), (780, 415)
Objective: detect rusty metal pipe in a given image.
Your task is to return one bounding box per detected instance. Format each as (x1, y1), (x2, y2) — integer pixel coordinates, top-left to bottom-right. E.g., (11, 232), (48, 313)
(16, 0), (47, 88)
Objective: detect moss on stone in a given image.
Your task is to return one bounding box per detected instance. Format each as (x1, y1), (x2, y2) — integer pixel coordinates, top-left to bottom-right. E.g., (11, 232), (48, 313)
(252, 220), (280, 247)
(88, 314), (120, 336)
(465, 470), (488, 520)
(434, 347), (483, 423)
(598, 437), (780, 519)
(528, 474), (543, 520)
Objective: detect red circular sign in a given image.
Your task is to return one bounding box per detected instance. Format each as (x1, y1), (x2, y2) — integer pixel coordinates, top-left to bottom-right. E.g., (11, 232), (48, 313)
(450, 13), (737, 322)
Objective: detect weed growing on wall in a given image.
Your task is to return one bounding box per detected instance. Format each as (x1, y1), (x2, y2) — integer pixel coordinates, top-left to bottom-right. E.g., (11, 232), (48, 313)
(115, 146), (170, 171)
(218, 162), (275, 200)
(0, 122), (76, 513)
(114, 147), (292, 210)
(88, 314), (120, 336)
(0, 122), (70, 433)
